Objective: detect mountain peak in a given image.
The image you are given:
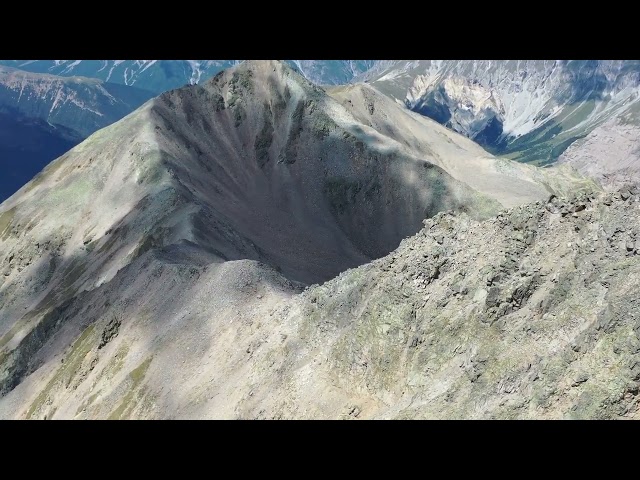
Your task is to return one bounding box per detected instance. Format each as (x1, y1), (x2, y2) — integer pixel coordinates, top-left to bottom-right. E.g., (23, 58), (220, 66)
(0, 60), (598, 419)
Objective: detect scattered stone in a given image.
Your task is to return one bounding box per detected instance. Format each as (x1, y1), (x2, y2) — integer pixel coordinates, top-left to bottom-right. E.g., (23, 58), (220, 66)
(485, 286), (502, 308)
(572, 203), (586, 212)
(572, 373), (589, 387)
(546, 203), (560, 214)
(347, 405), (361, 418)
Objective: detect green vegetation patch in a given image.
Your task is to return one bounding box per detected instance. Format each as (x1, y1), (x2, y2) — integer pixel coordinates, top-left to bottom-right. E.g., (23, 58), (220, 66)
(0, 207), (16, 241)
(107, 356), (153, 420)
(101, 343), (130, 381)
(26, 324), (96, 419)
(132, 235), (158, 259)
(0, 314), (36, 350)
(97, 224), (130, 255)
(130, 356), (152, 384)
(48, 178), (93, 205)
(136, 151), (166, 185)
(62, 257), (87, 288)
(550, 135), (587, 159)
(499, 101), (600, 165)
(311, 110), (337, 139)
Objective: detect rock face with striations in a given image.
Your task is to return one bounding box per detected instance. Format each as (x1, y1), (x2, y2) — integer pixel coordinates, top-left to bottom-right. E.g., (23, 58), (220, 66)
(363, 60), (640, 184)
(268, 184), (640, 419)
(0, 60), (607, 419)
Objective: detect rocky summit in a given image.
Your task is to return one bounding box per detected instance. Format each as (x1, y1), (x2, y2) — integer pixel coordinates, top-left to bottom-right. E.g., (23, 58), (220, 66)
(0, 60), (637, 419)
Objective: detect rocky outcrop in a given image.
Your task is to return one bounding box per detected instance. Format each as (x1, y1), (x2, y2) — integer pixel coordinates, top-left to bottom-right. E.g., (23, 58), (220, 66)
(258, 184), (640, 419)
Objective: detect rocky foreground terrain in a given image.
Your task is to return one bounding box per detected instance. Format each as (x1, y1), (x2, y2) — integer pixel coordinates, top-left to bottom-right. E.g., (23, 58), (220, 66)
(2, 183), (639, 419)
(0, 60), (636, 419)
(278, 185), (640, 419)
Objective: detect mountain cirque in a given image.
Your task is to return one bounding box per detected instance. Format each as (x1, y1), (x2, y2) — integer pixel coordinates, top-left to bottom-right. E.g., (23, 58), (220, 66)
(1, 60), (634, 419)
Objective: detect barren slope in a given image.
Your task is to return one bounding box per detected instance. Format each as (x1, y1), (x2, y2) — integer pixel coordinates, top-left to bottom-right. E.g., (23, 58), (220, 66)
(3, 186), (639, 419)
(0, 61), (598, 418)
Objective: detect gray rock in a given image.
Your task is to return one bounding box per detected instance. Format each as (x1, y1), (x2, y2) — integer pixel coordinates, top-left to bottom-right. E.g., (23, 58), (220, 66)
(571, 203), (586, 213)
(98, 316), (121, 349)
(572, 373), (589, 387)
(485, 286), (502, 308)
(546, 203), (560, 214)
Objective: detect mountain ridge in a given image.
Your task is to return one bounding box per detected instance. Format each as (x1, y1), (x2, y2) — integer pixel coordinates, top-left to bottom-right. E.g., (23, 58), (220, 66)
(0, 66), (155, 201)
(0, 65), (155, 139)
(363, 60), (640, 187)
(0, 60), (379, 94)
(0, 60), (605, 419)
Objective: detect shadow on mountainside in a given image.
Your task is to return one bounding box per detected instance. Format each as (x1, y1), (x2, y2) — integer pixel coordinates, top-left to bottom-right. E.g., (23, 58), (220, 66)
(0, 60), (510, 417)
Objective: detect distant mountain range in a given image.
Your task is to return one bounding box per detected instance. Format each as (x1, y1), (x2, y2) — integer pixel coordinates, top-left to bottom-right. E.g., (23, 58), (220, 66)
(0, 66), (154, 201)
(0, 60), (378, 94)
(3, 59), (640, 198)
(363, 60), (640, 185)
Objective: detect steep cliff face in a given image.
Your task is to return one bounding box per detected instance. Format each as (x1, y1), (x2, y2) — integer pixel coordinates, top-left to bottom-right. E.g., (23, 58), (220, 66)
(365, 60), (640, 166)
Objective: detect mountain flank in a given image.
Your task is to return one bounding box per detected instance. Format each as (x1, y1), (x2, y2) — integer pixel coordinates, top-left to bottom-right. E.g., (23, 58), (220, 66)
(0, 60), (605, 419)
